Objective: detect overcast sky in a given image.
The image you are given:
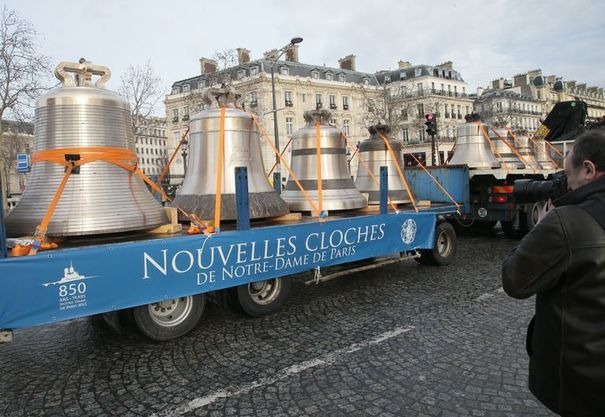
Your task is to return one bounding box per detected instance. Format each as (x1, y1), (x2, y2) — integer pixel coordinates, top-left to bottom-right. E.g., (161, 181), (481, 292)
(5, 0), (605, 100)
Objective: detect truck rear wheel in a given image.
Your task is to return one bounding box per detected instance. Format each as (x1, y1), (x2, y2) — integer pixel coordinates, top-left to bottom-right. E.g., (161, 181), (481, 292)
(132, 294), (206, 341)
(233, 278), (291, 317)
(415, 221), (457, 266)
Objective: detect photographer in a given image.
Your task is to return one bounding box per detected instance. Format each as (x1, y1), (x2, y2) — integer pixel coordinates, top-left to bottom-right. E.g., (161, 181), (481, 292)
(502, 129), (605, 416)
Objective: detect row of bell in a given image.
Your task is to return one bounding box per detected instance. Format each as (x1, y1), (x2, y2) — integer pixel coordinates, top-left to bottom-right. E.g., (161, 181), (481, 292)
(448, 121), (558, 170)
(5, 66), (414, 237)
(175, 98), (412, 220)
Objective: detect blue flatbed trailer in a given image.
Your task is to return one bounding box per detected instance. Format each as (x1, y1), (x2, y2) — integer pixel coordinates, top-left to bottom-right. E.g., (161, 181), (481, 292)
(0, 166), (470, 342)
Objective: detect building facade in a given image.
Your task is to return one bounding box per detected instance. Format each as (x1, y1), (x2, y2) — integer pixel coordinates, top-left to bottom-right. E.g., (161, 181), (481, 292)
(164, 50), (380, 183)
(473, 83), (542, 132)
(133, 116), (168, 179)
(483, 69), (605, 124)
(1, 120), (34, 209)
(375, 61), (474, 144)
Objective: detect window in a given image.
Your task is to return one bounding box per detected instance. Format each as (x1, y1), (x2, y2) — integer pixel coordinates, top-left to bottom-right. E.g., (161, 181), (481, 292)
(444, 104), (449, 118)
(249, 66), (258, 76)
(172, 108), (179, 122)
(343, 119), (351, 136)
(338, 74), (346, 82)
(417, 83), (423, 94)
(280, 66), (289, 76)
(326, 72), (333, 81)
(342, 96), (349, 110)
(368, 99), (375, 111)
(311, 70), (320, 79)
(496, 102), (503, 112)
(171, 86), (180, 94)
(330, 118), (337, 126)
(301, 93), (306, 103)
(237, 69), (246, 79)
(329, 94), (337, 109)
(315, 94), (323, 109)
(401, 129), (409, 142)
(384, 74), (391, 83)
(182, 84), (190, 93)
(198, 80), (206, 89)
(284, 91), (293, 106)
(363, 78), (370, 86)
(415, 68), (422, 77)
(400, 71), (407, 79)
(285, 117), (294, 135)
(416, 103), (424, 117)
(183, 106), (190, 120)
(249, 91), (258, 107)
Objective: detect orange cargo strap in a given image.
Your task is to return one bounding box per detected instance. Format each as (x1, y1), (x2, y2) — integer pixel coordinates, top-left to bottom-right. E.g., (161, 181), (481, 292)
(251, 114), (320, 215)
(27, 146), (209, 255)
(268, 137), (293, 177)
(155, 126), (190, 192)
(377, 132), (417, 212)
(395, 137), (461, 214)
(484, 126), (535, 172)
(315, 121), (324, 219)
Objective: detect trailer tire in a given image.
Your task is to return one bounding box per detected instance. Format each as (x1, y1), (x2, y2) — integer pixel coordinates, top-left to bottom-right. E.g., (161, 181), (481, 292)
(415, 221), (457, 266)
(234, 278), (291, 317)
(132, 294), (206, 341)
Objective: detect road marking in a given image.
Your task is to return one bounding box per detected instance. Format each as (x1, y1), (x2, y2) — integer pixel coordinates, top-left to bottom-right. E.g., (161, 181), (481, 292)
(474, 287), (504, 302)
(148, 325), (415, 417)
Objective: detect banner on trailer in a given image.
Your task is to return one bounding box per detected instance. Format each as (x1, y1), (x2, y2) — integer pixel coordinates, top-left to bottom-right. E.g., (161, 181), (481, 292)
(0, 212), (436, 329)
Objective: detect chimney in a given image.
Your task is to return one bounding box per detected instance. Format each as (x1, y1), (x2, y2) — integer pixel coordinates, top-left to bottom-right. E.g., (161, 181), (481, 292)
(398, 60), (412, 69)
(476, 86), (484, 97)
(199, 58), (218, 75)
(437, 61), (453, 70)
(492, 78), (505, 90)
(286, 45), (299, 62)
(236, 48), (251, 65)
(338, 55), (356, 71)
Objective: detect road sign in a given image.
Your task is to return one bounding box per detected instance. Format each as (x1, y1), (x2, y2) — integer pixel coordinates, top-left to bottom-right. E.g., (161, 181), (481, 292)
(16, 154), (30, 173)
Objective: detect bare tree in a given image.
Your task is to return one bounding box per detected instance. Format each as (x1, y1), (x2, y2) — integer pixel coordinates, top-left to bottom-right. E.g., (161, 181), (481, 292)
(213, 49), (238, 71)
(358, 84), (419, 138)
(0, 6), (51, 210)
(118, 61), (164, 134)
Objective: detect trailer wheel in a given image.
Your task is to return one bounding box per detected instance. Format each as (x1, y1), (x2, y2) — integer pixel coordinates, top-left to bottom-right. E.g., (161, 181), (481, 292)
(234, 278), (291, 317)
(132, 294), (206, 341)
(415, 221), (457, 266)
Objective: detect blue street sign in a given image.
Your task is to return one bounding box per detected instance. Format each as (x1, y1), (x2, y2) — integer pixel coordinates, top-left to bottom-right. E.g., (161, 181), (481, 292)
(16, 154), (29, 173)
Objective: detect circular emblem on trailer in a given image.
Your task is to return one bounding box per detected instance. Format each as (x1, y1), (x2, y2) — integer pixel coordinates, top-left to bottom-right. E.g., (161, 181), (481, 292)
(478, 207), (488, 218)
(401, 219), (417, 245)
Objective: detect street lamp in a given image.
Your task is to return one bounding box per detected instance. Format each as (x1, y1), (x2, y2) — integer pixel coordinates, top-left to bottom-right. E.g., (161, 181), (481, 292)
(270, 36), (303, 193)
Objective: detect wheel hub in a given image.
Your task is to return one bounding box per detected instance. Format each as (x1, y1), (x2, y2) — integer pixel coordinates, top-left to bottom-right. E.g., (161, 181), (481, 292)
(148, 296), (193, 327)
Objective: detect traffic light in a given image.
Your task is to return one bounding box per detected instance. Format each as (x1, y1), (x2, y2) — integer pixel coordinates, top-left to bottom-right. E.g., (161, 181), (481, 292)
(425, 113), (437, 136)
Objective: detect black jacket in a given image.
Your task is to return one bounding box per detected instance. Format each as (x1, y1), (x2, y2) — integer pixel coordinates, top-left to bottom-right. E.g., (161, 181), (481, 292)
(502, 176), (605, 416)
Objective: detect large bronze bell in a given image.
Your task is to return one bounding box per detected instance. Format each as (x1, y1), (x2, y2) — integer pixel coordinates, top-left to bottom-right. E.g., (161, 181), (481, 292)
(448, 122), (501, 169)
(533, 139), (558, 170)
(5, 60), (167, 237)
(354, 125), (411, 204)
(281, 110), (367, 211)
(488, 127), (524, 169)
(514, 135), (540, 169)
(173, 87), (289, 220)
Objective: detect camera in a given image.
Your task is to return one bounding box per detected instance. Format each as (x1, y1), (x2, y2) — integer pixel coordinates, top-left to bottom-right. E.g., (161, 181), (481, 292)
(513, 171), (568, 204)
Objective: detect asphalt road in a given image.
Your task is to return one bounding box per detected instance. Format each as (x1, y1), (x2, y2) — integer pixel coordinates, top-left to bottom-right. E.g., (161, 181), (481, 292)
(0, 228), (555, 417)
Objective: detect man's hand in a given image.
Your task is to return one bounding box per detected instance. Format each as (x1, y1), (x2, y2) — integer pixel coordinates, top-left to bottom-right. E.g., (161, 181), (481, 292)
(537, 199), (554, 224)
